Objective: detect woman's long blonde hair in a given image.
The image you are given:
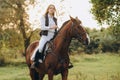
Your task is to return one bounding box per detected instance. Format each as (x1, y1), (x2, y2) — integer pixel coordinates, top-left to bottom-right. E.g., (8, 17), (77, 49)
(44, 4), (56, 16)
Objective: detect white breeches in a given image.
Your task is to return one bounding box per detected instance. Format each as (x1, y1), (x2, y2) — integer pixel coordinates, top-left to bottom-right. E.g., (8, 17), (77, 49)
(31, 32), (54, 61)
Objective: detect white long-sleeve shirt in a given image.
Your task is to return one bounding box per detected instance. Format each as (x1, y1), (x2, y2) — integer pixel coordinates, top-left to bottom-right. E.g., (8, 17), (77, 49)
(40, 14), (56, 33)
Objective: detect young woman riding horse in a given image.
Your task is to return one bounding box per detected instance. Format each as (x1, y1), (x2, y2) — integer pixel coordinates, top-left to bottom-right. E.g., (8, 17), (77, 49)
(26, 16), (90, 80)
(31, 4), (58, 67)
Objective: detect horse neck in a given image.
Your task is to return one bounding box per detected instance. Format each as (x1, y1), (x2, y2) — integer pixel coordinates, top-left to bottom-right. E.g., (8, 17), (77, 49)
(53, 21), (73, 55)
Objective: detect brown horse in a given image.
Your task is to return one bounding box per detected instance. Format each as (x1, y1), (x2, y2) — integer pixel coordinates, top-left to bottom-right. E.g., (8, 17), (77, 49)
(26, 16), (90, 80)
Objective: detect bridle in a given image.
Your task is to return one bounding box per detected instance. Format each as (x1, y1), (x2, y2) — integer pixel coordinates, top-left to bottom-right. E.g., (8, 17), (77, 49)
(70, 21), (86, 41)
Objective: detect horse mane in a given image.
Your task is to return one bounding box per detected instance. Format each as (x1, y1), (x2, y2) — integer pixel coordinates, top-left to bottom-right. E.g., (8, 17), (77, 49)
(52, 20), (70, 39)
(57, 17), (82, 33)
(58, 20), (70, 33)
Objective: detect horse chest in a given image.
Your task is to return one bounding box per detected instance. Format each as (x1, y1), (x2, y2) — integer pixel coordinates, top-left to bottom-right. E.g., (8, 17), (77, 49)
(53, 63), (67, 75)
(45, 56), (69, 75)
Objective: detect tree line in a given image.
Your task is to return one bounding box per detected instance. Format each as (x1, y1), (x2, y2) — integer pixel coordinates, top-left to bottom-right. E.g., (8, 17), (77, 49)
(0, 26), (119, 54)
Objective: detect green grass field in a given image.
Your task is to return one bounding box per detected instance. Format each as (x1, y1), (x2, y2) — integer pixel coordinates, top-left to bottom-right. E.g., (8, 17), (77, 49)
(0, 53), (120, 80)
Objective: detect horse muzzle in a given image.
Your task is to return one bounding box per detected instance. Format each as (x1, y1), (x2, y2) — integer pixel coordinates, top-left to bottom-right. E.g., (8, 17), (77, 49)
(83, 38), (90, 45)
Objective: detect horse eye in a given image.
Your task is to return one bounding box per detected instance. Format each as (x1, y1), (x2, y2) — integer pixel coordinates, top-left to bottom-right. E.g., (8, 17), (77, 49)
(77, 26), (81, 29)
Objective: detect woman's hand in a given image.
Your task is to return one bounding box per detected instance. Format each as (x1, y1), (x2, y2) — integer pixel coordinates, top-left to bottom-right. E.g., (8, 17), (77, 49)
(50, 25), (58, 29)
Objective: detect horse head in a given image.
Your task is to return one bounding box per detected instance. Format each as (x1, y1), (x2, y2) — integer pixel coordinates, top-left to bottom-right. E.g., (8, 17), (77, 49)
(69, 16), (90, 45)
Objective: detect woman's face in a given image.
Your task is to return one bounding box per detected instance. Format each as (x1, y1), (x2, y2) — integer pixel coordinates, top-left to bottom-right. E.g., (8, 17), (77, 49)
(48, 5), (56, 15)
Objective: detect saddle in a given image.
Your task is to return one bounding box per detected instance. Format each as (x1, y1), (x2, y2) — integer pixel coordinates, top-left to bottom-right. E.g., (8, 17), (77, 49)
(34, 41), (53, 62)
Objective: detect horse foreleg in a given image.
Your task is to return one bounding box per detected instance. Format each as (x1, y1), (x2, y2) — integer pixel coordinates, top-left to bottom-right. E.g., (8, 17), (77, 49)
(39, 74), (45, 80)
(48, 69), (54, 80)
(61, 69), (68, 80)
(30, 69), (39, 80)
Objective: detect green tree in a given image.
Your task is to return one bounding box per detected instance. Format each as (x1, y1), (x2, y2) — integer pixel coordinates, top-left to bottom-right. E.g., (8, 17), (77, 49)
(90, 0), (120, 40)
(0, 0), (34, 53)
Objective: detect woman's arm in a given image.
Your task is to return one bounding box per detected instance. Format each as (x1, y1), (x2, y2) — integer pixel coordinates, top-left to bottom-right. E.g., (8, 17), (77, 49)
(40, 16), (58, 30)
(40, 16), (51, 30)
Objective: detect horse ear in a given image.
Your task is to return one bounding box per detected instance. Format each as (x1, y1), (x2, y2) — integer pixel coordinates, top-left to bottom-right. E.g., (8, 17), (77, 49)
(75, 16), (82, 24)
(75, 17), (79, 21)
(69, 16), (75, 22)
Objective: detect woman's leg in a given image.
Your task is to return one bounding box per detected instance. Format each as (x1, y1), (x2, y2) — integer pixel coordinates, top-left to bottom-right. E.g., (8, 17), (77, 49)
(38, 36), (48, 53)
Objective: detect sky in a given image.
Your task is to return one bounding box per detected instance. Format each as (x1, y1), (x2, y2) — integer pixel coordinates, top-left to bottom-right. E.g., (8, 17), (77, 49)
(27, 0), (108, 30)
(69, 0), (99, 28)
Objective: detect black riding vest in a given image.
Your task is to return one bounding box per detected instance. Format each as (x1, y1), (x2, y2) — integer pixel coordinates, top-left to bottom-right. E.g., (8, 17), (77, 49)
(40, 14), (57, 36)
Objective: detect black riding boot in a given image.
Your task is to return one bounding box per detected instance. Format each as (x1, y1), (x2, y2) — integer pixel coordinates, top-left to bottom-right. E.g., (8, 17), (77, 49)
(31, 50), (43, 69)
(35, 50), (43, 62)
